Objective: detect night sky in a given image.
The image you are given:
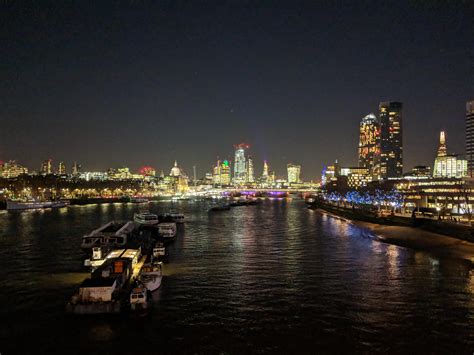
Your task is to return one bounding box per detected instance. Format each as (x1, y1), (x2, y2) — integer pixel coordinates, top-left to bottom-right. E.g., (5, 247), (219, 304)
(1, 1), (473, 180)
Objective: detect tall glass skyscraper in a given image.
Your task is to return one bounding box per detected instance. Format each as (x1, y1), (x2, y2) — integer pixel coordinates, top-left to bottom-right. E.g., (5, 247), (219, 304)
(358, 113), (378, 176)
(466, 100), (474, 177)
(375, 101), (403, 179)
(233, 143), (249, 184)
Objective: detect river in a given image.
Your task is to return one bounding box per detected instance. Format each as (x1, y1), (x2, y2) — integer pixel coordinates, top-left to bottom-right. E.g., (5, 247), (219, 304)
(0, 199), (472, 353)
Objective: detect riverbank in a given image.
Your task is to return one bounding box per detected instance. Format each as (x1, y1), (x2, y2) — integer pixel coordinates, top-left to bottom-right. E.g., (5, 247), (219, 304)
(309, 200), (474, 243)
(317, 209), (474, 264)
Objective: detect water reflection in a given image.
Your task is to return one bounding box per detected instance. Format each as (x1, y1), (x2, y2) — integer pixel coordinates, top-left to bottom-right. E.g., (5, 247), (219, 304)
(0, 200), (473, 352)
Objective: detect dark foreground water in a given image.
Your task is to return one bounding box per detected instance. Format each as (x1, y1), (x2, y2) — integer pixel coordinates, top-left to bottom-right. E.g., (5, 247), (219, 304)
(0, 199), (473, 354)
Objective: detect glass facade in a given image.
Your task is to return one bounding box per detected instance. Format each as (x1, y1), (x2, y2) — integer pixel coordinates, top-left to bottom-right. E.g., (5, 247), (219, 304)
(375, 102), (403, 179)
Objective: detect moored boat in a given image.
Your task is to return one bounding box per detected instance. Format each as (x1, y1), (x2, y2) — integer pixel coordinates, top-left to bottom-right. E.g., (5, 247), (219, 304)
(153, 242), (168, 261)
(139, 262), (163, 292)
(164, 212), (185, 223)
(81, 221), (135, 249)
(6, 200), (69, 211)
(158, 222), (177, 238)
(134, 212), (159, 226)
(130, 286), (153, 314)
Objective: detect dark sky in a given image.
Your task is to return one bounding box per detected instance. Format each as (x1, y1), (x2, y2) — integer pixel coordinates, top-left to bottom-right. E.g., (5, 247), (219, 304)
(1, 1), (473, 179)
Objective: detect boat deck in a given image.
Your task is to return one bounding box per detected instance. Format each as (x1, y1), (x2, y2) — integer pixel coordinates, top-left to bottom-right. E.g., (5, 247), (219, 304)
(132, 255), (148, 281)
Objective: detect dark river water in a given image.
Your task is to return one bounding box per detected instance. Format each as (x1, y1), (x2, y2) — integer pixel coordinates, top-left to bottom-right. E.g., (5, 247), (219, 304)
(0, 199), (473, 354)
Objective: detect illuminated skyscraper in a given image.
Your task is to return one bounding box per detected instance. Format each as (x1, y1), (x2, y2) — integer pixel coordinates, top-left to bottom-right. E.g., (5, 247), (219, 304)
(233, 143), (249, 184)
(262, 160), (269, 180)
(374, 101), (403, 179)
(58, 161), (66, 175)
(220, 160), (231, 185)
(41, 159), (52, 175)
(466, 100), (474, 177)
(247, 156), (255, 183)
(287, 163), (301, 184)
(358, 113), (378, 176)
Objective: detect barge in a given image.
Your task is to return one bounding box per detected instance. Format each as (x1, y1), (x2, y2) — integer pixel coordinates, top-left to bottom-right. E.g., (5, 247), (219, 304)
(81, 221), (135, 249)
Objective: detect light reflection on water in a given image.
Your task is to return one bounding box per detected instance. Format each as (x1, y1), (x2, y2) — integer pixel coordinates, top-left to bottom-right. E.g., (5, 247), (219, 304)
(0, 199), (473, 353)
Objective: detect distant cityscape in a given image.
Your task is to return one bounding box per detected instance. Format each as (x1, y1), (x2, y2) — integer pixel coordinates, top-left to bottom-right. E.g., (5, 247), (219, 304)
(1, 99), (473, 215)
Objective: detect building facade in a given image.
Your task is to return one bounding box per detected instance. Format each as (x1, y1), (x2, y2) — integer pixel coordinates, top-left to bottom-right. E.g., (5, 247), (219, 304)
(358, 113), (378, 176)
(339, 167), (371, 189)
(246, 156), (255, 183)
(41, 159), (53, 175)
(58, 162), (66, 175)
(433, 131), (468, 178)
(0, 160), (28, 178)
(287, 163), (301, 184)
(375, 101), (403, 179)
(233, 143), (249, 185)
(466, 100), (474, 177)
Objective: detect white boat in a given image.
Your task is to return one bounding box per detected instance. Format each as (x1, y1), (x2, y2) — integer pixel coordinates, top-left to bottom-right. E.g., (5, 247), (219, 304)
(134, 212), (159, 226)
(164, 212), (185, 223)
(139, 262), (163, 292)
(81, 221), (135, 249)
(6, 200), (69, 211)
(158, 222), (177, 238)
(130, 286), (153, 312)
(153, 242), (166, 259)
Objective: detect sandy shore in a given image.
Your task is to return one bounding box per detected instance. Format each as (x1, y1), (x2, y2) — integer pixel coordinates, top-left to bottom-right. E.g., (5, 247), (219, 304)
(321, 210), (474, 264)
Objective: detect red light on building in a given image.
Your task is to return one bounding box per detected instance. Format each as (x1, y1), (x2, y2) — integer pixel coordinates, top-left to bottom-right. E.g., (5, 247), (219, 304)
(234, 143), (250, 149)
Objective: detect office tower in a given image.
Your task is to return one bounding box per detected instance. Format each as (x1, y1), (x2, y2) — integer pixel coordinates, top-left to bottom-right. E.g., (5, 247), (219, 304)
(41, 159), (52, 175)
(262, 161), (269, 180)
(466, 100), (474, 177)
(233, 143), (249, 184)
(287, 163), (301, 184)
(375, 101), (403, 179)
(58, 161), (66, 175)
(220, 160), (231, 185)
(247, 156), (255, 183)
(358, 113), (379, 176)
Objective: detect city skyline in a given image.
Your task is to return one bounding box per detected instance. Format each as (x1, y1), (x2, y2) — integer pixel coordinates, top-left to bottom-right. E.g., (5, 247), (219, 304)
(1, 2), (473, 178)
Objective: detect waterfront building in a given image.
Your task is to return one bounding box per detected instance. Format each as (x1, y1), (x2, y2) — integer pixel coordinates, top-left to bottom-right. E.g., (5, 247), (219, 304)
(358, 113), (378, 177)
(41, 159), (52, 175)
(404, 166), (432, 179)
(233, 143), (249, 185)
(78, 171), (108, 181)
(0, 160), (28, 178)
(374, 101), (403, 179)
(58, 162), (66, 175)
(395, 177), (473, 214)
(466, 100), (474, 176)
(247, 156), (255, 183)
(433, 131), (468, 178)
(339, 167), (370, 189)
